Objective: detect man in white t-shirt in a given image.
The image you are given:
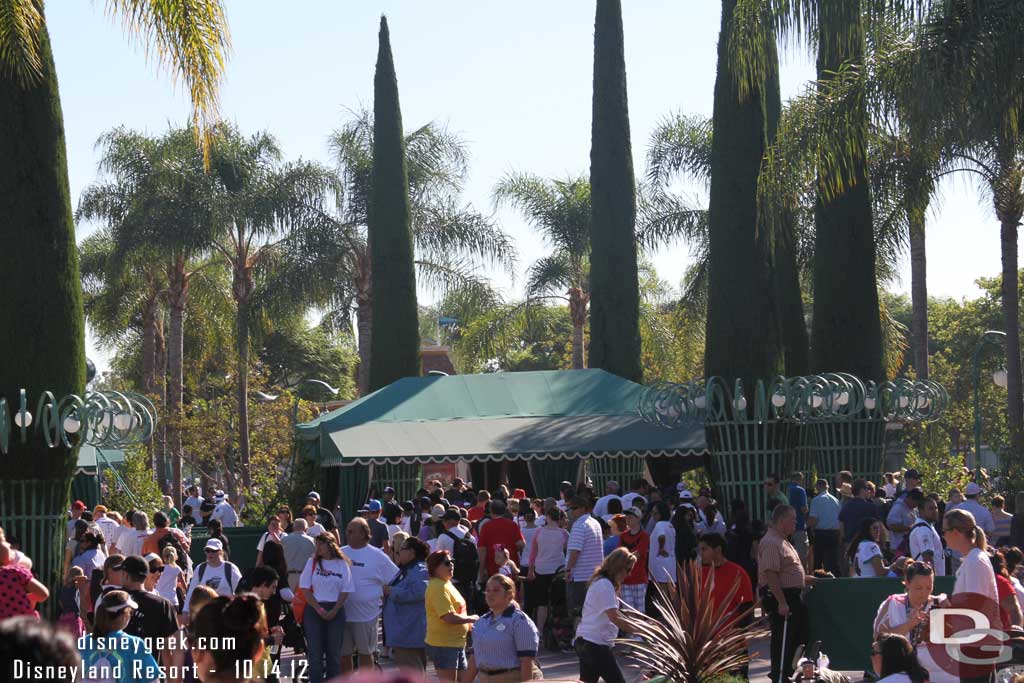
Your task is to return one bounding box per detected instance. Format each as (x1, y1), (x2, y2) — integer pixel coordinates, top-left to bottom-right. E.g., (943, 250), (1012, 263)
(119, 512), (152, 559)
(210, 492), (239, 527)
(909, 497), (946, 576)
(184, 485), (204, 514)
(434, 509), (467, 555)
(93, 505), (120, 547)
(341, 518), (399, 674)
(592, 481), (622, 519)
(183, 538), (242, 611)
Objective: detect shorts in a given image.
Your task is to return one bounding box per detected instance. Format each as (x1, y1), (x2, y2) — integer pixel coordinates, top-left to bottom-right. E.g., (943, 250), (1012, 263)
(341, 619), (378, 656)
(567, 581), (588, 617)
(426, 645), (467, 671)
(526, 572), (557, 611)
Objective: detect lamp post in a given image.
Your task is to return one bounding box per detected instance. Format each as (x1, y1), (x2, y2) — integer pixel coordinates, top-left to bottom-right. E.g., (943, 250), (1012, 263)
(973, 330), (1008, 481)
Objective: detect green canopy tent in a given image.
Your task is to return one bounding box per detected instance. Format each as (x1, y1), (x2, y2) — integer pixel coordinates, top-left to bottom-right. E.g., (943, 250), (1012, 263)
(71, 445), (125, 509)
(296, 369), (706, 527)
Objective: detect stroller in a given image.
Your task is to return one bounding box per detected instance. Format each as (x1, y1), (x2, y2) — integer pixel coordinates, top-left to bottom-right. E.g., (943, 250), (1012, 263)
(542, 569), (574, 652)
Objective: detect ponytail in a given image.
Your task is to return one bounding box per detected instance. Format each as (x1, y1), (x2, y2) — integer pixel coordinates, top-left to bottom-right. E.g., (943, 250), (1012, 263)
(974, 525), (987, 550)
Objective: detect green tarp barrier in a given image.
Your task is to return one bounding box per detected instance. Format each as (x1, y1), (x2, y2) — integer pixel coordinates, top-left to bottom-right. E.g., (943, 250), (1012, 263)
(187, 526), (266, 572)
(806, 576), (956, 671)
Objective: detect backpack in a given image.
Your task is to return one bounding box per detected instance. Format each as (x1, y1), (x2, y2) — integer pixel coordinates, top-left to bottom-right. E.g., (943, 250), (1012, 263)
(195, 560), (239, 594)
(158, 531), (190, 573)
(444, 530), (478, 585)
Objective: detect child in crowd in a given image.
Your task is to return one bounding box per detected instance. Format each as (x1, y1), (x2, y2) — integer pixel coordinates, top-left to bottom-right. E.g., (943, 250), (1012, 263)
(58, 566), (85, 638)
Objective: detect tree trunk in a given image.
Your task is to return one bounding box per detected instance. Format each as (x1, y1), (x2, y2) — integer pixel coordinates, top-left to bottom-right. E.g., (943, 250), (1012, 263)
(368, 17), (421, 392)
(154, 309), (168, 492)
(569, 287), (589, 370)
(141, 291), (159, 394)
(909, 209), (929, 380)
(167, 262), (189, 506)
(233, 260), (254, 492)
(356, 257), (372, 396)
(810, 0), (884, 381)
(1000, 215), (1023, 474)
(705, 0), (783, 393)
(0, 6), (86, 606)
(587, 0), (642, 382)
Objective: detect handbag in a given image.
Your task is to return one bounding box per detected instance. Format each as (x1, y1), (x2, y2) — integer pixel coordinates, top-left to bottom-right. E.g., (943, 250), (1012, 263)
(291, 588), (307, 623)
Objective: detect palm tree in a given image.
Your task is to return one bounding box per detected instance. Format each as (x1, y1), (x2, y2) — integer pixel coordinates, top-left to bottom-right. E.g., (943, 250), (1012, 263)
(272, 110), (514, 395)
(78, 126), (221, 505)
(0, 0), (228, 594)
(203, 124), (339, 491)
(494, 173), (593, 369)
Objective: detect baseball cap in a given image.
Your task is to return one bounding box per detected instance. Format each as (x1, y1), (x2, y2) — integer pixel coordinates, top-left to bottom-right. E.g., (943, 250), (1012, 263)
(430, 504), (446, 520)
(678, 488), (694, 499)
(97, 591), (139, 613)
(904, 469), (922, 480)
(383, 486), (395, 494)
(513, 488), (527, 500)
(204, 538), (224, 552)
(72, 500), (86, 511)
(965, 482), (982, 496)
(120, 555), (149, 578)
(94, 505), (108, 515)
(367, 499), (382, 513)
(144, 552), (161, 564)
(624, 506), (643, 518)
(306, 491), (321, 501)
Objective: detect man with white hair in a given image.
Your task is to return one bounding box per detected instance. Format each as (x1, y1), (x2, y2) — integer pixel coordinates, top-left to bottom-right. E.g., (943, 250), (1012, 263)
(281, 518), (316, 593)
(948, 481), (995, 534)
(119, 512), (151, 558)
(210, 490), (239, 527)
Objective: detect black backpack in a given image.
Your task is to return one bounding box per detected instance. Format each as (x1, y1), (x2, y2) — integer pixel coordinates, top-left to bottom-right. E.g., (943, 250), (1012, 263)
(157, 531), (190, 572)
(444, 530), (479, 585)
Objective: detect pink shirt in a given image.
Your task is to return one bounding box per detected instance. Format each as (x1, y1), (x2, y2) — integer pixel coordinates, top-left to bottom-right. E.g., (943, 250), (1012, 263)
(0, 563), (37, 620)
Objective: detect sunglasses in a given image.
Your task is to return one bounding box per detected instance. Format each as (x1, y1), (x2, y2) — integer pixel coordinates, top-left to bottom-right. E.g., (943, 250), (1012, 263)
(205, 549), (219, 553)
(442, 559), (454, 567)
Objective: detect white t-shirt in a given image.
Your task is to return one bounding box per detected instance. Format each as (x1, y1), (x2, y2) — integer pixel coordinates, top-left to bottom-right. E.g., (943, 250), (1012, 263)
(120, 530), (151, 559)
(908, 521), (946, 576)
(876, 674), (912, 683)
(109, 525), (130, 553)
(954, 547), (998, 602)
(340, 545), (400, 623)
(577, 577), (619, 646)
(1011, 576), (1024, 613)
(257, 531), (287, 552)
(184, 496), (204, 512)
(856, 540), (883, 577)
(184, 561), (242, 611)
(649, 521), (677, 583)
(73, 548), (107, 574)
(521, 527), (538, 567)
(156, 565), (183, 607)
(299, 557), (355, 603)
(307, 523), (327, 538)
(387, 524), (403, 540)
(94, 517), (120, 546)
(593, 495), (622, 518)
(435, 526), (467, 556)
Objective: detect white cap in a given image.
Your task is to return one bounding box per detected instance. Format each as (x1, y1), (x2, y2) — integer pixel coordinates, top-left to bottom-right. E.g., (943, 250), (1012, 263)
(965, 482), (982, 496)
(678, 488), (694, 499)
(204, 538), (224, 552)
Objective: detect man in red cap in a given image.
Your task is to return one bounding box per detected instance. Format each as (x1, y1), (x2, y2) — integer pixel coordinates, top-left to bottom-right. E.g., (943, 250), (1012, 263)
(67, 501), (86, 541)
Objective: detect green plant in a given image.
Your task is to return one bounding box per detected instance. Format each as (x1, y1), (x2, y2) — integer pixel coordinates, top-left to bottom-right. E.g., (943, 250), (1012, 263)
(102, 446), (165, 517)
(903, 426), (970, 496)
(617, 560), (767, 682)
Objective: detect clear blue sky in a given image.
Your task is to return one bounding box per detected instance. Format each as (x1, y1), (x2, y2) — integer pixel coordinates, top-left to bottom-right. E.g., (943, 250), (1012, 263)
(51, 1), (1004, 371)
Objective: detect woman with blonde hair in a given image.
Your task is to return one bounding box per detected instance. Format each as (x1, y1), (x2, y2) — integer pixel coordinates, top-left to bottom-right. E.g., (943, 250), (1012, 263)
(465, 574), (541, 682)
(299, 533), (353, 683)
(575, 548), (639, 683)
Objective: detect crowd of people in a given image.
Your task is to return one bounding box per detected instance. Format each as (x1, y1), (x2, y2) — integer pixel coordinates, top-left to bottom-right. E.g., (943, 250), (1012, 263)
(5, 469), (1024, 683)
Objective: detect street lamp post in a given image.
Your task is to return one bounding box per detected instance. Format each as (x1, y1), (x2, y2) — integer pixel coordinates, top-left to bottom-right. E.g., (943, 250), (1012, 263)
(973, 330), (1008, 481)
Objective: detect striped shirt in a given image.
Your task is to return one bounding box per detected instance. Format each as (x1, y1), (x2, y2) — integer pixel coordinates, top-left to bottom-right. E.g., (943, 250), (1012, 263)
(470, 606), (539, 670)
(567, 515), (604, 582)
(993, 511), (1013, 542)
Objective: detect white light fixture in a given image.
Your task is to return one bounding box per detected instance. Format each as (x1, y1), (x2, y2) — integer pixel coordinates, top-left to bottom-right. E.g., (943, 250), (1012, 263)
(63, 416), (81, 434)
(811, 395), (823, 408)
(694, 395), (706, 409)
(771, 392), (786, 408)
(734, 396), (747, 411)
(864, 397), (877, 410)
(994, 369), (1009, 388)
(14, 410), (32, 428)
(100, 412), (114, 429)
(113, 412), (133, 431)
(915, 396), (931, 410)
(898, 395), (910, 408)
(837, 391), (850, 406)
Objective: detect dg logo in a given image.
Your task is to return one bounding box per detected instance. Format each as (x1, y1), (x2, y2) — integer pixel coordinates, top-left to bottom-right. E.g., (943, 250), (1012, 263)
(926, 591), (1015, 679)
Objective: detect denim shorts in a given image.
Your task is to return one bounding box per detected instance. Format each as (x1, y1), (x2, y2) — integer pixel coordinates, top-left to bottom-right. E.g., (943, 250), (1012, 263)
(426, 645), (467, 670)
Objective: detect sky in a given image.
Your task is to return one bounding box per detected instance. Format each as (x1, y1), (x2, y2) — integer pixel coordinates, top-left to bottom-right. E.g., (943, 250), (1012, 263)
(50, 1), (1007, 372)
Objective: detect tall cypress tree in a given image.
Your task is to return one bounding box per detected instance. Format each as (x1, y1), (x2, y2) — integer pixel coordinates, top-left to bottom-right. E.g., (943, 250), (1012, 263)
(0, 15), (85, 590)
(810, 0), (883, 381)
(588, 0), (642, 382)
(705, 0), (783, 393)
(368, 16), (420, 391)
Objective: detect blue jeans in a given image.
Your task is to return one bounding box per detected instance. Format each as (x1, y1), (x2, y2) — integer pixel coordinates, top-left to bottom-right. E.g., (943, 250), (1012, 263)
(303, 602), (346, 683)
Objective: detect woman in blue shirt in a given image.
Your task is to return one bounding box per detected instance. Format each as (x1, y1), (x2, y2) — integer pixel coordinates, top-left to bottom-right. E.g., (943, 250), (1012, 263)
(465, 574), (540, 682)
(383, 536), (430, 672)
(79, 590), (161, 683)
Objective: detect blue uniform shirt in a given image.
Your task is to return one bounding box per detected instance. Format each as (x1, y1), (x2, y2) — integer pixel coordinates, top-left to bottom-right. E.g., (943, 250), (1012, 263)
(79, 630), (160, 683)
(470, 605), (539, 670)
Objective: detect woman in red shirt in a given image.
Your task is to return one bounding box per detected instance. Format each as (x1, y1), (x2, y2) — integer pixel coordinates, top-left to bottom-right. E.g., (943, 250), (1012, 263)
(618, 507), (650, 613)
(0, 535), (49, 620)
(989, 550), (1023, 629)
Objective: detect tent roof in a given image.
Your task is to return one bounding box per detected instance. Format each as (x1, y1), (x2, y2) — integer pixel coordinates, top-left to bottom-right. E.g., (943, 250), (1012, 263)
(297, 369), (706, 466)
(74, 445), (125, 474)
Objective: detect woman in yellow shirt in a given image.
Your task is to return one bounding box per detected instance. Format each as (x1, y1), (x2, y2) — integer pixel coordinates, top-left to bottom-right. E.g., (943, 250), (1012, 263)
(425, 550), (478, 682)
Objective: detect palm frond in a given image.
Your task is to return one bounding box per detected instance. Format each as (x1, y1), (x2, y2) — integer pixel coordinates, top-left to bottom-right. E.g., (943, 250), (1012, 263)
(636, 185), (709, 253)
(413, 197), (517, 274)
(525, 253), (574, 299)
(105, 0), (231, 160)
(492, 172), (591, 258)
(646, 113), (713, 187)
(0, 0), (43, 86)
